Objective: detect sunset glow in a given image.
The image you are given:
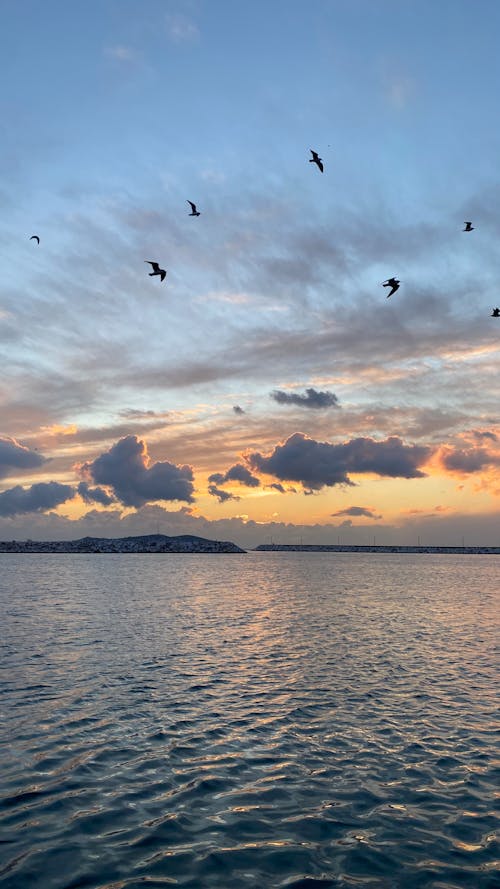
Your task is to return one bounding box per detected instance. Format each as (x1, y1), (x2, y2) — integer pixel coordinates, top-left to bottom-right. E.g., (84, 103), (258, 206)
(1, 0), (500, 547)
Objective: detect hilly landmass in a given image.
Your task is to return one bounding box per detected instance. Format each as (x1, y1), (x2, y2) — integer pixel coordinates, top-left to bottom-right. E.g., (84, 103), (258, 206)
(0, 534), (246, 554)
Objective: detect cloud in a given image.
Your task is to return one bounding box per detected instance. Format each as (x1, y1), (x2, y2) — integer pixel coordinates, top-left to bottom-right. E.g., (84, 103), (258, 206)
(5, 179), (499, 448)
(0, 501), (499, 549)
(104, 45), (139, 64)
(79, 436), (194, 507)
(165, 13), (199, 42)
(208, 484), (240, 503)
(471, 429), (498, 443)
(382, 72), (416, 110)
(331, 506), (382, 519)
(0, 482), (75, 517)
(270, 388), (341, 410)
(233, 405), (245, 415)
(247, 433), (431, 490)
(0, 436), (46, 478)
(77, 481), (116, 507)
(439, 445), (500, 474)
(208, 463), (260, 488)
(119, 408), (165, 420)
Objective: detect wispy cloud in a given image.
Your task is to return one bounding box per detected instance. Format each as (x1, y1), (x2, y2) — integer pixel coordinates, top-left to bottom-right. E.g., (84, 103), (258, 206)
(165, 13), (199, 43)
(104, 45), (139, 64)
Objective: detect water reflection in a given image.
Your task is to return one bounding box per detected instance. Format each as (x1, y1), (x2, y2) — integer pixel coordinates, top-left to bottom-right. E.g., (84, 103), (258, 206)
(0, 552), (498, 888)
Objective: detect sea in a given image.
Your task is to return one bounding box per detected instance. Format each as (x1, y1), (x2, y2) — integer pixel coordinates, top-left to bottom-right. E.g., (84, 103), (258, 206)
(0, 552), (498, 889)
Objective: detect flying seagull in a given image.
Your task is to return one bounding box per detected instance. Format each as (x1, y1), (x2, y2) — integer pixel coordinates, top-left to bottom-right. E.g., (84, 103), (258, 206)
(309, 150), (323, 173)
(30, 235), (40, 244)
(144, 261), (166, 282)
(492, 307), (500, 317)
(187, 200), (200, 217)
(463, 221), (474, 232)
(382, 277), (400, 298)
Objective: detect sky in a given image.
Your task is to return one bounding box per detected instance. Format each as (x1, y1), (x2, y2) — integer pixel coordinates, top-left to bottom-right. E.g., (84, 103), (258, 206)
(1, 0), (500, 547)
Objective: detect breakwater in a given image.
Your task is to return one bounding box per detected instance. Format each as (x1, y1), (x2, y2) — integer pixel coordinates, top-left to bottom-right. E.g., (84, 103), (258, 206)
(254, 543), (500, 554)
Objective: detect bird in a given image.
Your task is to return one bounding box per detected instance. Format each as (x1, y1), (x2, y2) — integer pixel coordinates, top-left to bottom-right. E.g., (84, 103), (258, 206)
(30, 235), (40, 244)
(144, 261), (166, 282)
(463, 221), (474, 232)
(309, 150), (323, 173)
(491, 307), (500, 317)
(382, 277), (400, 298)
(187, 200), (200, 217)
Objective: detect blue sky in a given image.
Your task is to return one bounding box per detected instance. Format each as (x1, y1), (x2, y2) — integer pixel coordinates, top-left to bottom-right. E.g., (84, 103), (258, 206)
(4, 1), (500, 207)
(1, 0), (500, 545)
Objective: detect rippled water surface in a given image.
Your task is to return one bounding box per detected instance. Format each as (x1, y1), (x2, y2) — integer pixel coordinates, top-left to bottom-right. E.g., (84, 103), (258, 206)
(1, 552), (498, 888)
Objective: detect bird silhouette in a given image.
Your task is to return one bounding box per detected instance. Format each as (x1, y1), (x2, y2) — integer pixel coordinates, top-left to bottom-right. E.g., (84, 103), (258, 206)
(309, 150), (323, 173)
(491, 307), (500, 317)
(382, 277), (400, 298)
(187, 200), (200, 216)
(145, 261), (166, 282)
(30, 235), (40, 244)
(463, 221), (474, 232)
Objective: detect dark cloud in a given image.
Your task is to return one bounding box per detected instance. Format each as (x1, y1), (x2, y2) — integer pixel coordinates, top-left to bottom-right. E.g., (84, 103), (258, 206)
(247, 433), (431, 490)
(0, 481), (75, 517)
(0, 436), (46, 478)
(79, 435), (194, 506)
(119, 408), (167, 420)
(77, 481), (116, 506)
(208, 484), (240, 503)
(440, 446), (500, 474)
(233, 405), (245, 415)
(208, 472), (224, 485)
(271, 388), (340, 410)
(331, 506), (382, 519)
(471, 429), (498, 442)
(208, 463), (260, 488)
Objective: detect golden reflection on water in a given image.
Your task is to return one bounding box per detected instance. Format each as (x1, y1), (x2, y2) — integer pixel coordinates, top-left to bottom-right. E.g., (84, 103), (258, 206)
(1, 553), (499, 889)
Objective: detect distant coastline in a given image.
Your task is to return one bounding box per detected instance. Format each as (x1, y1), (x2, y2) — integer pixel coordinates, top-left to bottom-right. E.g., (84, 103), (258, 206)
(1, 535), (499, 554)
(255, 544), (500, 555)
(0, 534), (245, 554)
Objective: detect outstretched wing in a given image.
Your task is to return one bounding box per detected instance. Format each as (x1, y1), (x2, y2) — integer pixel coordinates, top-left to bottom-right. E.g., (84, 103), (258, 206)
(160, 269), (166, 282)
(30, 235), (40, 244)
(145, 260), (160, 272)
(187, 200), (196, 212)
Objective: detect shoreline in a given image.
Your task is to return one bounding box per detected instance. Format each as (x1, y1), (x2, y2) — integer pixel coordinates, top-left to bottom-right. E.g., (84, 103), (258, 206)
(0, 537), (499, 555)
(0, 534), (244, 554)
